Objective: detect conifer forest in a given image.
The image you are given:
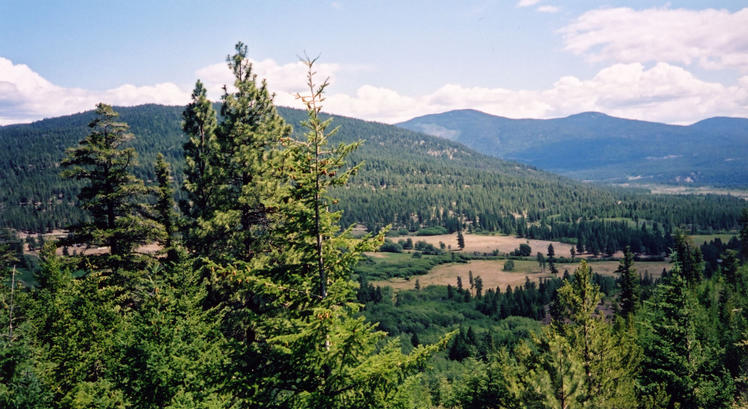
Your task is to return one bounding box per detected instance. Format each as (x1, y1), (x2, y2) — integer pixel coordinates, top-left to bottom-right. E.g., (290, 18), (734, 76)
(1, 42), (747, 409)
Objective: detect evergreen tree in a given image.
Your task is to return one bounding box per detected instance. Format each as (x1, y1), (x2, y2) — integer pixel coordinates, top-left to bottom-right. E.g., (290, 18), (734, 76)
(457, 230), (465, 250)
(552, 260), (640, 407)
(199, 42), (292, 262)
(537, 252), (546, 273)
(740, 208), (748, 259)
(672, 232), (703, 286)
(617, 246), (639, 317)
(639, 249), (736, 408)
(180, 79), (219, 253)
(207, 54), (439, 408)
(60, 103), (161, 274)
(547, 243), (558, 275)
(154, 153), (177, 260)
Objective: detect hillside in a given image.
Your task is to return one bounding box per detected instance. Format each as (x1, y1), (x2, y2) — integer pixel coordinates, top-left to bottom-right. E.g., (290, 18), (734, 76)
(0, 104), (743, 237)
(397, 109), (748, 186)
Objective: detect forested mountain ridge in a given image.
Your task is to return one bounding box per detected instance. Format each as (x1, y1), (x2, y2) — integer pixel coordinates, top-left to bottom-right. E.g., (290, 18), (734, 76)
(397, 109), (748, 186)
(0, 104), (744, 241)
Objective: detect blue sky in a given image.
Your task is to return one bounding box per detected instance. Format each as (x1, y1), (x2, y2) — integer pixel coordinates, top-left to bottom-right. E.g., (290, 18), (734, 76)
(1, 1), (747, 124)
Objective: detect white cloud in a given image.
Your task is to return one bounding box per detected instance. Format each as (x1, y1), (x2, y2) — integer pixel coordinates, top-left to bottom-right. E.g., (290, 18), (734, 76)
(321, 62), (748, 125)
(537, 5), (559, 13)
(561, 7), (748, 70)
(516, 0), (541, 7)
(0, 57), (189, 125)
(2, 57), (747, 127)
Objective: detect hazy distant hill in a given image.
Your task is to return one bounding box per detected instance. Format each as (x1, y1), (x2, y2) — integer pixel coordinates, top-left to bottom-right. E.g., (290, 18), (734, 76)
(397, 109), (748, 186)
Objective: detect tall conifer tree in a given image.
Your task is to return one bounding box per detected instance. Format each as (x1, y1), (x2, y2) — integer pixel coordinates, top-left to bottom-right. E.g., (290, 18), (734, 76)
(61, 103), (160, 274)
(617, 246), (639, 317)
(181, 79), (219, 253)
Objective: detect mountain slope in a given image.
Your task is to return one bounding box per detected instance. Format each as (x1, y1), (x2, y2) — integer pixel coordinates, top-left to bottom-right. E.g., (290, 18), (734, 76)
(397, 110), (748, 186)
(0, 105), (743, 235)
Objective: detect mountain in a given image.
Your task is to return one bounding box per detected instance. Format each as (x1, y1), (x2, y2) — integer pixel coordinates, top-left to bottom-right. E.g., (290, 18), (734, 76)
(396, 109), (748, 186)
(0, 105), (743, 235)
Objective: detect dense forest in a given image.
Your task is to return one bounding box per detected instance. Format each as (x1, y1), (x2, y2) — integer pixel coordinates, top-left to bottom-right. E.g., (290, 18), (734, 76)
(1, 43), (747, 408)
(1, 87), (745, 257)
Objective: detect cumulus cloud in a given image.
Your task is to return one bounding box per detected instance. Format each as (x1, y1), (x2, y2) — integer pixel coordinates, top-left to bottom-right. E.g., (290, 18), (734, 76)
(0, 57), (189, 125)
(561, 7), (748, 70)
(2, 56), (747, 126)
(194, 57), (341, 104)
(321, 62), (748, 124)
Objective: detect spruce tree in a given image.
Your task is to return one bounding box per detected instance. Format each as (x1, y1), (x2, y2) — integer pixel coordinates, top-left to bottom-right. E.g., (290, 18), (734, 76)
(617, 245), (639, 317)
(740, 208), (748, 259)
(207, 53), (440, 408)
(547, 243), (558, 275)
(61, 103), (161, 274)
(154, 153), (177, 260)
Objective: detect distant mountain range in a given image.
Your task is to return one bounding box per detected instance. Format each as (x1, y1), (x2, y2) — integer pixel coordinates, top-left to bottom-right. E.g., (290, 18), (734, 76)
(397, 110), (748, 187)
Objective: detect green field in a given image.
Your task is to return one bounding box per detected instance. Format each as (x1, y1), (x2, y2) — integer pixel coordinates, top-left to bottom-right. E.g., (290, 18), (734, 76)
(689, 233), (737, 246)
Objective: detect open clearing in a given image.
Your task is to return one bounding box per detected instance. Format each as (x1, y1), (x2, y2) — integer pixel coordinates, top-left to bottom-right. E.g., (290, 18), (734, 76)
(373, 259), (670, 291)
(689, 233), (737, 246)
(389, 233), (577, 257)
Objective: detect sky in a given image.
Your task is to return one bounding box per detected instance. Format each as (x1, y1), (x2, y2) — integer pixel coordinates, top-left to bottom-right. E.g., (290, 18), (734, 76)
(1, 0), (747, 125)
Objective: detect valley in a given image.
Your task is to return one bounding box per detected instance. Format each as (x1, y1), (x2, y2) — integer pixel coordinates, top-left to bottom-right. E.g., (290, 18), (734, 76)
(1, 49), (746, 409)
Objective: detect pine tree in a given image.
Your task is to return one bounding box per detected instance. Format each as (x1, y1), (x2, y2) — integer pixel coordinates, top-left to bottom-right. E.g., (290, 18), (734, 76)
(60, 103), (161, 274)
(552, 260), (640, 407)
(457, 230), (465, 250)
(537, 252), (546, 273)
(207, 54), (441, 408)
(180, 79), (219, 253)
(672, 231), (703, 285)
(547, 243), (558, 275)
(740, 208), (748, 259)
(617, 246), (639, 317)
(199, 42), (292, 262)
(154, 153), (177, 260)
(639, 247), (736, 408)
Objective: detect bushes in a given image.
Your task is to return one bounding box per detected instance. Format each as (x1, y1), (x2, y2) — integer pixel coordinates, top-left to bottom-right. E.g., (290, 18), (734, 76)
(380, 239), (404, 253)
(416, 226), (449, 236)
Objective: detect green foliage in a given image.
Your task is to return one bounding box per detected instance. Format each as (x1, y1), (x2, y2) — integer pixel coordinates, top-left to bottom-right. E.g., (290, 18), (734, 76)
(617, 246), (639, 316)
(60, 103), (161, 273)
(355, 252), (467, 280)
(638, 262), (738, 408)
(551, 260), (640, 407)
(189, 43), (292, 263)
(547, 243), (558, 275)
(416, 226), (448, 236)
(517, 243), (532, 257)
(2, 43), (747, 409)
(503, 259), (515, 271)
(154, 153), (177, 259)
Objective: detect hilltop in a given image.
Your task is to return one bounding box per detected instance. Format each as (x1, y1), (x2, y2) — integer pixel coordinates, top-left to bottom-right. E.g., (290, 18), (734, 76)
(397, 109), (748, 186)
